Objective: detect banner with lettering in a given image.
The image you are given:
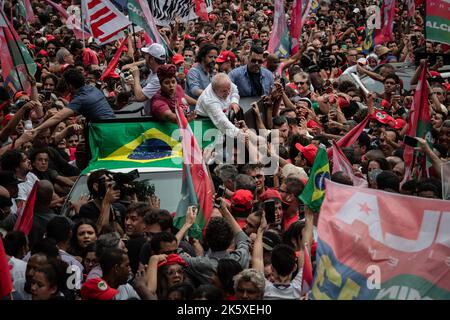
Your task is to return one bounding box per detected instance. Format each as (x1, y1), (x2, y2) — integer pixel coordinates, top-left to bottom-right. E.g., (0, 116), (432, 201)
(426, 0), (450, 45)
(147, 0), (213, 26)
(311, 181), (450, 300)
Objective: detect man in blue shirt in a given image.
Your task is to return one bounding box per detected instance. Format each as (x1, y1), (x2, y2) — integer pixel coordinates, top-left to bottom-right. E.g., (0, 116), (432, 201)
(33, 68), (116, 134)
(186, 44), (219, 99)
(229, 45), (274, 97)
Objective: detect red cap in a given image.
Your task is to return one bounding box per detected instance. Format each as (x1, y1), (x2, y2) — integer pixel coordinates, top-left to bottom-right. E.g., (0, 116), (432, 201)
(231, 189), (253, 212)
(80, 278), (118, 300)
(264, 10), (273, 15)
(429, 71), (441, 77)
(46, 35), (56, 41)
(216, 51), (236, 64)
(393, 118), (406, 130)
(306, 20), (315, 26)
(371, 111), (396, 127)
(357, 26), (366, 32)
(295, 143), (318, 166)
(158, 254), (188, 268)
(172, 54), (184, 65)
(259, 189), (282, 202)
(337, 96), (350, 108)
(38, 49), (48, 57)
(307, 120), (322, 129)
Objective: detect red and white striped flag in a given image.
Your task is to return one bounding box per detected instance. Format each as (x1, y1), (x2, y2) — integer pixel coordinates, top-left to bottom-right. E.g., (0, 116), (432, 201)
(81, 0), (130, 45)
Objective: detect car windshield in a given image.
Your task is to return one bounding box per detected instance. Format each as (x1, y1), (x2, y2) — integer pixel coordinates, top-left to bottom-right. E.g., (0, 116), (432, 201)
(64, 170), (182, 216)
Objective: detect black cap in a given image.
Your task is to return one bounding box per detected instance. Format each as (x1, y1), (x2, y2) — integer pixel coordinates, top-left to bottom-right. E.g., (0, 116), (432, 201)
(262, 230), (282, 251)
(0, 171), (21, 186)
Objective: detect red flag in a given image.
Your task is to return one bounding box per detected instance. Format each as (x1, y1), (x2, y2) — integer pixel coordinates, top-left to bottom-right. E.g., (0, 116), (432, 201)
(0, 237), (13, 299)
(327, 114), (370, 158)
(194, 0), (209, 21)
(14, 181), (38, 236)
(290, 0), (312, 54)
(99, 35), (128, 81)
(332, 141), (368, 187)
(173, 104), (214, 239)
(301, 243), (313, 295)
(403, 65), (431, 182)
(374, 0), (396, 45)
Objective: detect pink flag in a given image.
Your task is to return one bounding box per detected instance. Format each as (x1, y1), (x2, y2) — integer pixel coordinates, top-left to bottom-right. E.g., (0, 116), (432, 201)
(332, 141), (368, 187)
(24, 0), (36, 23)
(290, 0), (312, 54)
(301, 243), (313, 295)
(327, 114), (370, 158)
(374, 0), (396, 44)
(406, 0), (415, 17)
(313, 180), (450, 299)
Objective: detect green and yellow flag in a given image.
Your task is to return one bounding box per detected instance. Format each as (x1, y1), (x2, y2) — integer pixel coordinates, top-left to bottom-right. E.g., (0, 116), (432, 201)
(84, 119), (215, 174)
(299, 147), (330, 213)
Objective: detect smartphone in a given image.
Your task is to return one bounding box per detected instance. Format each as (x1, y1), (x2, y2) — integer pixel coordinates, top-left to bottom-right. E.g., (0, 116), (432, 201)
(264, 200), (276, 224)
(42, 90), (52, 101)
(403, 135), (418, 147)
(214, 185), (225, 208)
(178, 66), (184, 73)
(98, 176), (106, 200)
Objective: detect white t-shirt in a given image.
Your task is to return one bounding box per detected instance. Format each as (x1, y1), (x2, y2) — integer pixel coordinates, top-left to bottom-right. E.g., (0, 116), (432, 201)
(263, 268), (303, 300)
(142, 71), (160, 115)
(113, 283), (141, 300)
(9, 257), (26, 287)
(17, 172), (39, 201)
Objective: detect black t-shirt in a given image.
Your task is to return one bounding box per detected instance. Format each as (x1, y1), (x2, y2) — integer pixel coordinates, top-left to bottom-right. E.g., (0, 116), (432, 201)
(248, 71), (263, 96)
(77, 201), (126, 226)
(125, 235), (146, 274)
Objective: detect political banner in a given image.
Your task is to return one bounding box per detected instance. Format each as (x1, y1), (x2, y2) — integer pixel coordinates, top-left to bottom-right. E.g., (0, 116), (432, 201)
(311, 181), (450, 300)
(148, 0), (213, 26)
(426, 0), (450, 45)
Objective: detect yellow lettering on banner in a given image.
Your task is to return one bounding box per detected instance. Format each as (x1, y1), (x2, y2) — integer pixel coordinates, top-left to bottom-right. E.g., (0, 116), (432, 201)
(337, 278), (361, 300)
(312, 254), (362, 300)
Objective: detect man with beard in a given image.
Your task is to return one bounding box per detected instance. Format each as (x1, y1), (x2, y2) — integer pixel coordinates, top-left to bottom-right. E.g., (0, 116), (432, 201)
(229, 45), (274, 97)
(45, 40), (59, 65)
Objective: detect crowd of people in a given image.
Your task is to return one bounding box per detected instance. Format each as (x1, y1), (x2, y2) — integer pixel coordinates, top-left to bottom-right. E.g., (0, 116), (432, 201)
(0, 0), (449, 301)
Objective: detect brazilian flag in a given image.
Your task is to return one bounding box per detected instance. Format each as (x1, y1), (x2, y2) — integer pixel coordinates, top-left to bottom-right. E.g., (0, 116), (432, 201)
(84, 119), (215, 174)
(299, 147), (330, 213)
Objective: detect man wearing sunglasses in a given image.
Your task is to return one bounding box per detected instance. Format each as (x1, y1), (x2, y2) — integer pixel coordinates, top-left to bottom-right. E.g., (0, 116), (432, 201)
(229, 45), (274, 97)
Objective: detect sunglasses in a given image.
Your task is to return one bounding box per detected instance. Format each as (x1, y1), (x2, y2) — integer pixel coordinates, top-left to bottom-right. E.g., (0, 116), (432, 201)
(295, 81), (307, 85)
(251, 59), (264, 64)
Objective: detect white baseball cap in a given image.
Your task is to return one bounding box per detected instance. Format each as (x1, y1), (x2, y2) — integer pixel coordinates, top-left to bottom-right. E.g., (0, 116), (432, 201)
(141, 43), (166, 60)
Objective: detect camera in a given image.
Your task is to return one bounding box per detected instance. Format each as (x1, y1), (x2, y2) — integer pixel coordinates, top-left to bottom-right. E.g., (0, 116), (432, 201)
(98, 170), (140, 200)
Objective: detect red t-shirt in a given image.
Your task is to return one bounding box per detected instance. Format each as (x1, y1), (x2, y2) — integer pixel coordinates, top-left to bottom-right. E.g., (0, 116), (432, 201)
(283, 210), (299, 231)
(150, 85), (187, 120)
(83, 48), (99, 66)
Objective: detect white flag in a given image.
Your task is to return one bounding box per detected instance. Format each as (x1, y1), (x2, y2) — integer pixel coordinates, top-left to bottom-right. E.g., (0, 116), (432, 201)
(81, 0), (130, 45)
